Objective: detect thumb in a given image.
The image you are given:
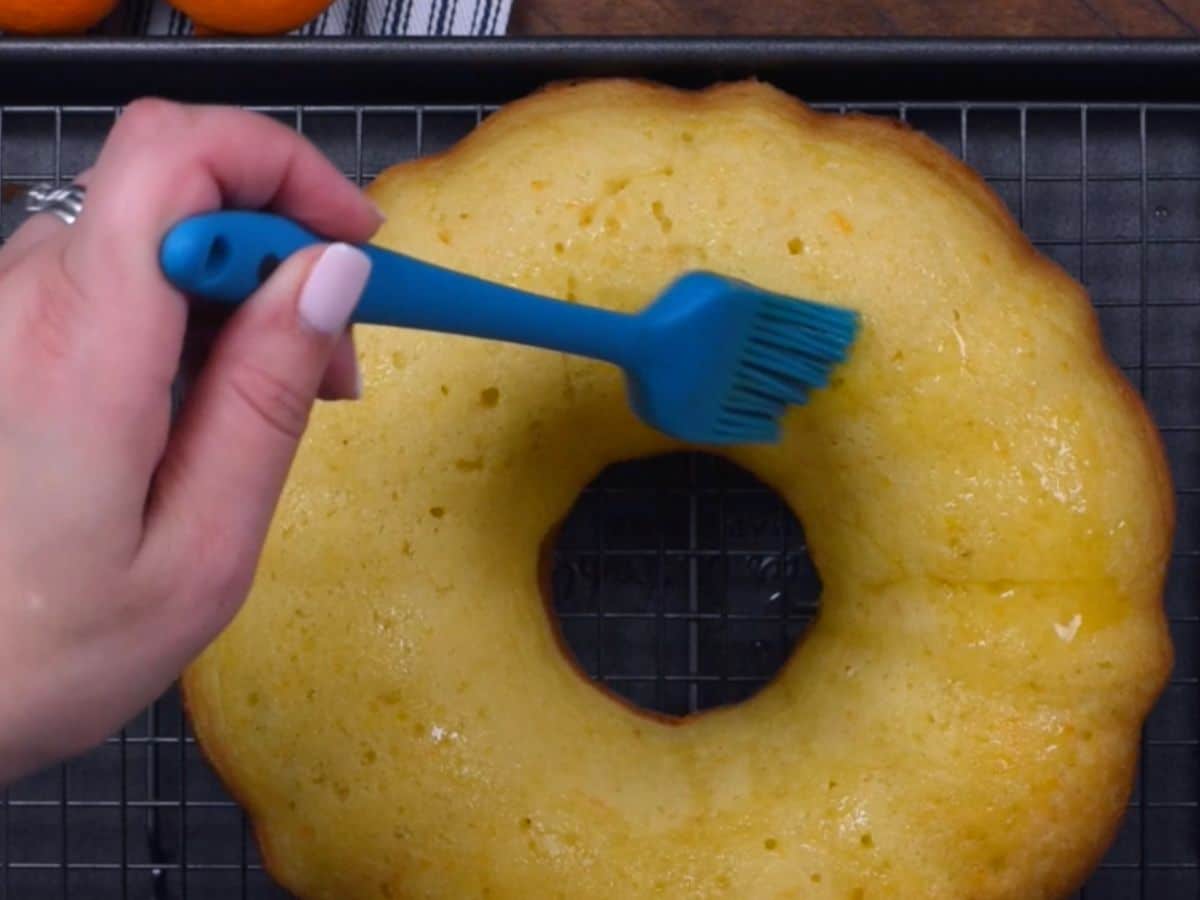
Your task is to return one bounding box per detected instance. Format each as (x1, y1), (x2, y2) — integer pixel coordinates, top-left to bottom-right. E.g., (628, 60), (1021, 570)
(143, 243), (370, 626)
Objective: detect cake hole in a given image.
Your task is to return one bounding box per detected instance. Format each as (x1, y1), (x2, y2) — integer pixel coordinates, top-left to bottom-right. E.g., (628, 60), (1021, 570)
(480, 387), (500, 408)
(429, 507), (446, 519)
(651, 200), (673, 234)
(764, 837), (779, 851)
(829, 211), (854, 235)
(546, 453), (820, 718)
(604, 176), (631, 195)
(787, 237), (805, 256)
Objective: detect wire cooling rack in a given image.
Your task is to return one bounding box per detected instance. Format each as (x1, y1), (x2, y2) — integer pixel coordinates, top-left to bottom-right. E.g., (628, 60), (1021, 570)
(0, 100), (1196, 900)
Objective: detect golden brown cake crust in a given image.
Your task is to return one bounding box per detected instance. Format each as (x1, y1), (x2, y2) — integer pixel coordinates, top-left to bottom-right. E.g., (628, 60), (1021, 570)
(184, 80), (1173, 899)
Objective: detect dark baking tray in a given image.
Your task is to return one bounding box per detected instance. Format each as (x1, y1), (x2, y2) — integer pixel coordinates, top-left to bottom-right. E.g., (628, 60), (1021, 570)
(4, 37), (1200, 105)
(0, 38), (1196, 900)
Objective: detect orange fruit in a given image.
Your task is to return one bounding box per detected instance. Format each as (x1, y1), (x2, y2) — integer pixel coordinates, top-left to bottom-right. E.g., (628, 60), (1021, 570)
(0, 0), (119, 34)
(167, 0), (336, 35)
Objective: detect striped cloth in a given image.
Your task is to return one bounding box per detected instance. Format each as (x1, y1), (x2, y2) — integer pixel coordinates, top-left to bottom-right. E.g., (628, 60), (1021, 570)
(104, 0), (512, 35)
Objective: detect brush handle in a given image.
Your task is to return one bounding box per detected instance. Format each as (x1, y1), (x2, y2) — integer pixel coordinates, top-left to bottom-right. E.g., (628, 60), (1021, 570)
(160, 211), (641, 366)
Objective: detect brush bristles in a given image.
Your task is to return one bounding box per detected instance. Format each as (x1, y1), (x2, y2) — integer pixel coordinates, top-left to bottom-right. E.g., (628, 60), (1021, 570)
(712, 415), (781, 443)
(717, 296), (858, 440)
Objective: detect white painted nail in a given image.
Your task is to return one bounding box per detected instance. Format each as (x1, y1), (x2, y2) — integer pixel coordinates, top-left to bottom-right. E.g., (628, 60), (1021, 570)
(298, 244), (371, 336)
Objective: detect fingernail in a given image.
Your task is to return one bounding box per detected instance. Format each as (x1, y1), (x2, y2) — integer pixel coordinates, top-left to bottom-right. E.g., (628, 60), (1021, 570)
(367, 198), (388, 228)
(298, 244), (372, 335)
(352, 363), (363, 400)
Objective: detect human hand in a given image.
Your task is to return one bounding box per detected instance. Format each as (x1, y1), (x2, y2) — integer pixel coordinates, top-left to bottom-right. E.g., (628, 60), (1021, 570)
(0, 99), (379, 783)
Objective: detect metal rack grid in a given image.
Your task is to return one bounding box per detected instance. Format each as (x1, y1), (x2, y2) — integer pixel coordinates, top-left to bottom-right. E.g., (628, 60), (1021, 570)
(0, 99), (1195, 899)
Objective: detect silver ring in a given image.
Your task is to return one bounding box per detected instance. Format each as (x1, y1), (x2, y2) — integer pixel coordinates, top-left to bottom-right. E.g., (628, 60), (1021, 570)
(25, 182), (86, 226)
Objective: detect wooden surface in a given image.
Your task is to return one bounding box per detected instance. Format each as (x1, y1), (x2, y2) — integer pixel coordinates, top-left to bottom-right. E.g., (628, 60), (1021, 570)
(509, 0), (1200, 37)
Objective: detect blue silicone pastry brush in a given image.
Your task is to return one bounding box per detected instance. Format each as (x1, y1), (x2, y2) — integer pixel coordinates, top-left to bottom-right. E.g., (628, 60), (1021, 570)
(160, 211), (859, 445)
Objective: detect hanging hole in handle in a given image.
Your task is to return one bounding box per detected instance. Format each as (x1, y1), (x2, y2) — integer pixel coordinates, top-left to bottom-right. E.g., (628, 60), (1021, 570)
(257, 253), (281, 285)
(204, 236), (231, 275)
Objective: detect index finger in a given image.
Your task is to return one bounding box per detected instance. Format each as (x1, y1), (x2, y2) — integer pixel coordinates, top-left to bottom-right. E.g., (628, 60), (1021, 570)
(63, 99), (382, 384)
